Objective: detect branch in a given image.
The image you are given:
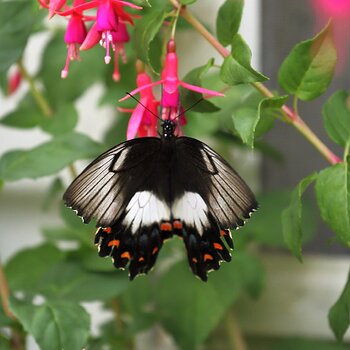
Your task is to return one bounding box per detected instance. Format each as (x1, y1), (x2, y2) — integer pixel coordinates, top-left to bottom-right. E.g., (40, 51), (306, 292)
(0, 260), (14, 320)
(17, 60), (53, 118)
(226, 311), (248, 350)
(173, 3), (342, 165)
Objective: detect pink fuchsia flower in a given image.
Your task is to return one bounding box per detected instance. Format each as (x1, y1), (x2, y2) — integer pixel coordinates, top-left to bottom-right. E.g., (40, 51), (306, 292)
(310, 0), (350, 71)
(119, 39), (224, 121)
(7, 68), (22, 95)
(38, 0), (92, 78)
(111, 21), (130, 81)
(72, 0), (141, 64)
(119, 61), (159, 140)
(81, 20), (130, 81)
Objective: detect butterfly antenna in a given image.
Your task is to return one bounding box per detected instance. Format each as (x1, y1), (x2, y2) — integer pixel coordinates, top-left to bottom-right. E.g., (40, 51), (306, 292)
(125, 92), (161, 120)
(176, 98), (204, 119)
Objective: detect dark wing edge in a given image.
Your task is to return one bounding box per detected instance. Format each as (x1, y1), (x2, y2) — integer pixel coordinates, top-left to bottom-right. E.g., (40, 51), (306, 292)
(63, 137), (161, 227)
(177, 136), (258, 230)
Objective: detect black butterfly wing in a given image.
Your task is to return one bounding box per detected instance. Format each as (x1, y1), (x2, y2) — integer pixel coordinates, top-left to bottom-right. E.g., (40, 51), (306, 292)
(63, 137), (161, 227)
(170, 136), (257, 280)
(63, 137), (174, 279)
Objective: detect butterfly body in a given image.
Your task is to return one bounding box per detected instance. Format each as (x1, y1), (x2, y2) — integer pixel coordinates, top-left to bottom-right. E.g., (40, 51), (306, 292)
(63, 120), (257, 281)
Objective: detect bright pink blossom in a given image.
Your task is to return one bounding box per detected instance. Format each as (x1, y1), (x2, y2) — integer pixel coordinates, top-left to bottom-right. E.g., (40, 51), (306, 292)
(119, 63), (159, 140)
(71, 0), (141, 64)
(310, 0), (350, 71)
(119, 40), (224, 121)
(81, 20), (130, 80)
(37, 0), (92, 78)
(7, 68), (22, 95)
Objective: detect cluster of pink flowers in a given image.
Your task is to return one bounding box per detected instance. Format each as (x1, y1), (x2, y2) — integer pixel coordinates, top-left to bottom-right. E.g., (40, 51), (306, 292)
(119, 40), (224, 139)
(38, 0), (141, 80)
(38, 0), (224, 139)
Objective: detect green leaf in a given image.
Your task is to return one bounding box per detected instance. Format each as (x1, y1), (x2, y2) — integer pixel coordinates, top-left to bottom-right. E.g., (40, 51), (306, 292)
(155, 252), (263, 350)
(121, 278), (156, 334)
(10, 297), (90, 350)
(315, 163), (350, 246)
(221, 34), (268, 85)
(323, 90), (350, 147)
(278, 22), (337, 101)
(0, 305), (13, 328)
(5, 243), (65, 293)
(244, 191), (317, 248)
(42, 226), (92, 247)
(180, 59), (220, 113)
(179, 0), (197, 4)
(0, 335), (10, 350)
(216, 0), (244, 46)
(282, 173), (318, 261)
(0, 94), (42, 129)
(232, 95), (287, 147)
(329, 268), (350, 341)
(40, 105), (78, 136)
(41, 177), (64, 210)
(133, 9), (168, 73)
(269, 338), (350, 350)
(0, 132), (103, 181)
(39, 260), (129, 302)
(0, 97), (78, 135)
(0, 1), (39, 72)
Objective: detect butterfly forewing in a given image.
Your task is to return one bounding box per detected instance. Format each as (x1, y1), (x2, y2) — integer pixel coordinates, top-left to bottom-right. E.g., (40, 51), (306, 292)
(63, 134), (257, 281)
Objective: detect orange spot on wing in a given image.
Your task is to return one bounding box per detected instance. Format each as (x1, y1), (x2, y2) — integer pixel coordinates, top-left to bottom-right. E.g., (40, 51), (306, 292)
(138, 257), (145, 262)
(121, 251), (131, 260)
(160, 222), (172, 231)
(192, 257), (198, 263)
(103, 227), (112, 234)
(173, 220), (183, 230)
(220, 230), (227, 237)
(152, 247), (159, 255)
(214, 243), (223, 250)
(204, 254), (213, 261)
(108, 239), (120, 247)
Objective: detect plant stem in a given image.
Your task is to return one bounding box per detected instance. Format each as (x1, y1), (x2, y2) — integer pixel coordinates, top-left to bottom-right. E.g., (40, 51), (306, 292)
(111, 298), (134, 349)
(17, 60), (79, 177)
(175, 3), (342, 165)
(0, 260), (14, 320)
(17, 61), (53, 118)
(0, 260), (25, 350)
(171, 4), (182, 39)
(226, 311), (248, 350)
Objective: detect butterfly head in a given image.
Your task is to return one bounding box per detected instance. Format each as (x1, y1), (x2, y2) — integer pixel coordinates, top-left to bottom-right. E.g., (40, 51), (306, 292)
(161, 119), (176, 139)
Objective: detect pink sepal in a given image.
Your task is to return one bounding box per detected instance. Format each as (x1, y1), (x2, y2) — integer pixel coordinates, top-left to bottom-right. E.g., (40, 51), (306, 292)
(119, 80), (164, 102)
(126, 97), (148, 140)
(80, 23), (100, 50)
(178, 81), (225, 97)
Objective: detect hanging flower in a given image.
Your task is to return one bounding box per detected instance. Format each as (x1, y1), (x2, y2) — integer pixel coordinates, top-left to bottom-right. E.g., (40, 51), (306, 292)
(38, 0), (93, 78)
(111, 21), (130, 81)
(119, 39), (224, 121)
(73, 0), (141, 64)
(119, 61), (159, 140)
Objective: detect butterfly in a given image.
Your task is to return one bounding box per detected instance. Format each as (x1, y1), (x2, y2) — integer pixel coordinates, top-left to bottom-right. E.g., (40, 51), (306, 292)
(63, 118), (258, 281)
